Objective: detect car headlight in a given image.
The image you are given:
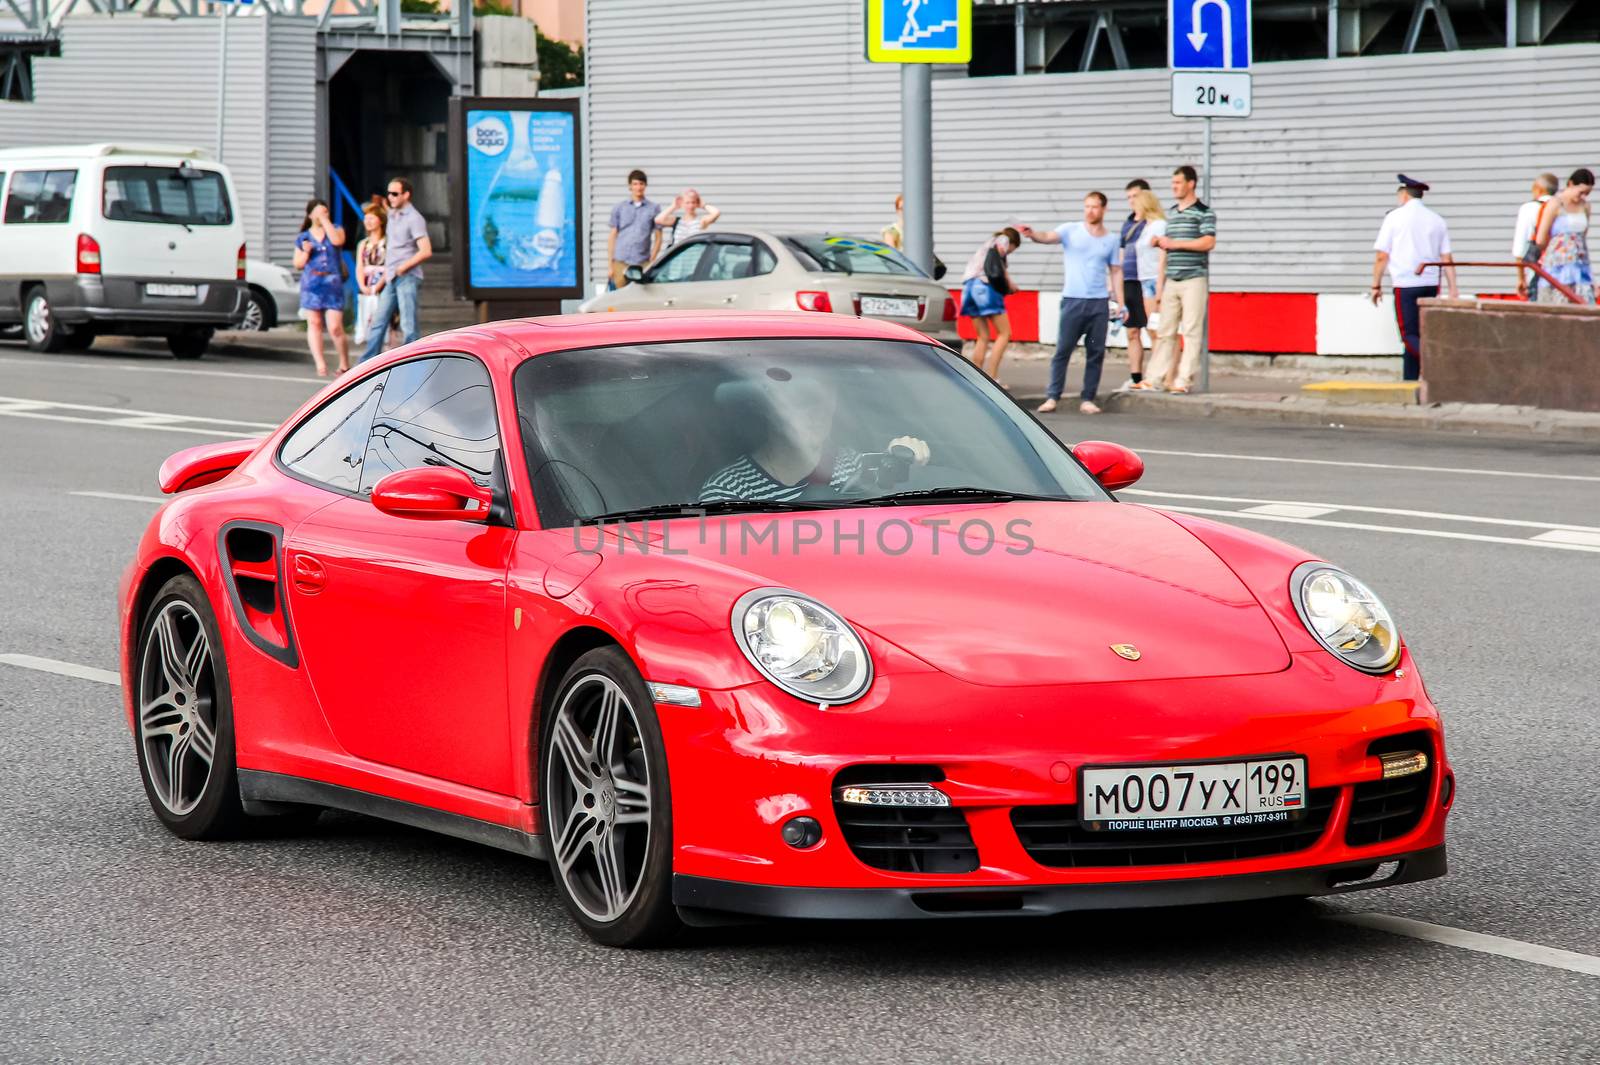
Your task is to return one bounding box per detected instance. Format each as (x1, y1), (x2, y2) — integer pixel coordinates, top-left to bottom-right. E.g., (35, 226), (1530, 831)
(1290, 562), (1401, 674)
(731, 588), (873, 705)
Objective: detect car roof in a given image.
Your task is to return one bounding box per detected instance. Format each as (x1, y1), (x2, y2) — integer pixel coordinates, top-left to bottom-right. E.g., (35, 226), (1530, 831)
(405, 311), (938, 374)
(0, 143), (218, 163)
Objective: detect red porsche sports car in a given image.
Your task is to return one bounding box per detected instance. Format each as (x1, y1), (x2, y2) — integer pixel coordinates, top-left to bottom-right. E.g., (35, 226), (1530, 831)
(119, 312), (1451, 946)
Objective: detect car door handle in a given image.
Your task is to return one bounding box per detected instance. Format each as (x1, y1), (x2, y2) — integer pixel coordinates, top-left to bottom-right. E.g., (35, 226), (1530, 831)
(663, 298), (676, 307)
(291, 553), (327, 595)
(721, 295), (737, 303)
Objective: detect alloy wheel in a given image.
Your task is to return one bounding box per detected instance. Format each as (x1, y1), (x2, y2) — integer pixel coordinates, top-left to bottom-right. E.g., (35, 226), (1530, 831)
(545, 675), (653, 923)
(137, 601), (218, 816)
(239, 294), (265, 332)
(25, 295), (49, 346)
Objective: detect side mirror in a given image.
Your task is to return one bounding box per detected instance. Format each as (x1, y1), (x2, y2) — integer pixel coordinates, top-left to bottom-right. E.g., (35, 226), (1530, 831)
(624, 264), (646, 283)
(370, 466), (494, 522)
(931, 258), (948, 281)
(1072, 440), (1144, 491)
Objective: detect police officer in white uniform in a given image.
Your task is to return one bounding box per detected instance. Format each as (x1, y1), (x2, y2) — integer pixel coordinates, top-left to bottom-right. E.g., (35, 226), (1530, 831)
(1371, 175), (1459, 382)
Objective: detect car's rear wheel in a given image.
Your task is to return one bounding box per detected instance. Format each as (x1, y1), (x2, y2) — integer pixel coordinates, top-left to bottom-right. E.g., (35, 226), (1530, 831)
(23, 286), (67, 353)
(167, 327), (212, 359)
(542, 647), (678, 947)
(134, 575), (250, 839)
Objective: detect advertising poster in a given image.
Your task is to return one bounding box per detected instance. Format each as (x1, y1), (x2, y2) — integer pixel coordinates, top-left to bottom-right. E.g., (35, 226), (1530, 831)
(457, 100), (582, 299)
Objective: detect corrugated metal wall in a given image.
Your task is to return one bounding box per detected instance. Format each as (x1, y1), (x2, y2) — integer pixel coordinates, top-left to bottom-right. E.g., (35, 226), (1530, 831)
(586, 0), (1600, 294)
(0, 15), (318, 266)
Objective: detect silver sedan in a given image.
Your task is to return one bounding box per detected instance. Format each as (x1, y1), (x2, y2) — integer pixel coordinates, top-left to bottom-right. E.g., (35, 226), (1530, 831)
(579, 229), (959, 344)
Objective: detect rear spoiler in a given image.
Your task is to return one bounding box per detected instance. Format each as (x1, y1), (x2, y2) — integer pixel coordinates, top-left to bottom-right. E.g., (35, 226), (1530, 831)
(158, 437), (264, 494)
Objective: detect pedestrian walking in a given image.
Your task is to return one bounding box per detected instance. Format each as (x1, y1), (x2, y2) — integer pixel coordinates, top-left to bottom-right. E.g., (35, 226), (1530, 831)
(292, 199), (348, 377)
(1118, 185), (1167, 391)
(1369, 174), (1458, 382)
(359, 177), (431, 363)
(1514, 172), (1559, 300)
(1528, 168), (1595, 305)
(353, 197), (392, 350)
(607, 169), (663, 289)
(1021, 193), (1124, 415)
(959, 227), (1021, 379)
(881, 194), (905, 250)
(1146, 166), (1216, 394)
(655, 188), (721, 249)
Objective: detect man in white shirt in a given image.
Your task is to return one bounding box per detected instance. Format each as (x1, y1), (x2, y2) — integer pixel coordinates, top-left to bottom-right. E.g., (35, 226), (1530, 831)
(1371, 175), (1459, 382)
(1513, 172), (1558, 300)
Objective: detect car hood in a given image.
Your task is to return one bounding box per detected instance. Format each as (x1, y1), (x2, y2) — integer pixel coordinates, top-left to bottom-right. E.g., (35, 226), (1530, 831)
(629, 501), (1292, 687)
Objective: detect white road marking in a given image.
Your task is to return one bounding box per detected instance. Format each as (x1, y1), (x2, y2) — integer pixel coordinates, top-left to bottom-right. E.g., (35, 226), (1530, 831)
(0, 353), (318, 385)
(1127, 489), (1600, 534)
(1148, 504), (1600, 554)
(0, 394), (273, 439)
(1331, 913), (1600, 979)
(1135, 447), (1600, 484)
(0, 653), (119, 686)
(1532, 529), (1600, 547)
(71, 490), (165, 504)
(1241, 502), (1340, 519)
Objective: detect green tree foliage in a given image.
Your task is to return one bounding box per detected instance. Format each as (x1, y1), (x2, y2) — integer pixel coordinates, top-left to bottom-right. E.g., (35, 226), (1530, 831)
(536, 28), (585, 90)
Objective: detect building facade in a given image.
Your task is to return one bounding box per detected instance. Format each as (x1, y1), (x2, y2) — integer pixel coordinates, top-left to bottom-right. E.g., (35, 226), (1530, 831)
(585, 0), (1600, 352)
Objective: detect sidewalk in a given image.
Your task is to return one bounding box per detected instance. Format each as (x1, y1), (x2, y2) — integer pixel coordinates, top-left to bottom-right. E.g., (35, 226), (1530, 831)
(991, 346), (1600, 444)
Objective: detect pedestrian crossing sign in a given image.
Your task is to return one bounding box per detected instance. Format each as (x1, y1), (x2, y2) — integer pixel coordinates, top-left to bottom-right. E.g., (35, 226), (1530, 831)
(865, 0), (972, 64)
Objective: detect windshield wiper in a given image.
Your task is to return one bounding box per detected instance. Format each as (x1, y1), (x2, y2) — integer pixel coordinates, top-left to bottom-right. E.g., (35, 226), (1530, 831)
(581, 498), (839, 524)
(843, 486), (1071, 507)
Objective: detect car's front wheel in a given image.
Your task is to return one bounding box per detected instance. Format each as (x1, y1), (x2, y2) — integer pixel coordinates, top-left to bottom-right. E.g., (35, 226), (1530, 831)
(133, 574), (250, 839)
(542, 647), (678, 947)
(239, 288), (273, 332)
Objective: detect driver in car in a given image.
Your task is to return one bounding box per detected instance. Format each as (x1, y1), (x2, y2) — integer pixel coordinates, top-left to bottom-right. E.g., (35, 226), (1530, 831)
(699, 368), (930, 504)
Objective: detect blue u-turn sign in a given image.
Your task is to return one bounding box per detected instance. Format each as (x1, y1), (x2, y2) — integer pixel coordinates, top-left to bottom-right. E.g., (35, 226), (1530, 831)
(1169, 0), (1251, 70)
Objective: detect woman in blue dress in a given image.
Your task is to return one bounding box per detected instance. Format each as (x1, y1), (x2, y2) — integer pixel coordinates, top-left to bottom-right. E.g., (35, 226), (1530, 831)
(292, 199), (349, 376)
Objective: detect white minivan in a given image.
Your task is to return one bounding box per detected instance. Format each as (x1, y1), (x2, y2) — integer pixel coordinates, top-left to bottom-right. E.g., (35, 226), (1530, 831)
(0, 144), (248, 358)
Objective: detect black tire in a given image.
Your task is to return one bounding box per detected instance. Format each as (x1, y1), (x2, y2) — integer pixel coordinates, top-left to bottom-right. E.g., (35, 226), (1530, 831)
(133, 574), (250, 840)
(62, 328), (95, 351)
(541, 646), (679, 947)
(240, 287), (274, 332)
(23, 286), (66, 353)
(167, 327), (213, 359)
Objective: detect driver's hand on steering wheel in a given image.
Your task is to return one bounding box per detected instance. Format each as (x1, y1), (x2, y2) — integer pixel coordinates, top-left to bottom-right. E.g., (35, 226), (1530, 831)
(888, 436), (931, 465)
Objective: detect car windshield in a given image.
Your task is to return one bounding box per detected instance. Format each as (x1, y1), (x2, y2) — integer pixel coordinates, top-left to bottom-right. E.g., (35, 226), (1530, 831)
(512, 338), (1105, 527)
(102, 165), (233, 226)
(783, 235), (926, 277)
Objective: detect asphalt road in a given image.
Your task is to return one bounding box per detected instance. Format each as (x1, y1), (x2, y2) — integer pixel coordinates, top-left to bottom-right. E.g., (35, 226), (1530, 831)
(2, 337), (1598, 1064)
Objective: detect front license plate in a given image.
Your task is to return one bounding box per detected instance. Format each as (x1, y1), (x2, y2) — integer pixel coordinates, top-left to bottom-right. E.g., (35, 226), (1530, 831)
(1080, 757), (1307, 832)
(860, 296), (919, 318)
(147, 283), (199, 298)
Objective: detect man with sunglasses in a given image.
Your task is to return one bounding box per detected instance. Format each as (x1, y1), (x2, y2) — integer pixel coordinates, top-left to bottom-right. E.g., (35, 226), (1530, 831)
(361, 177), (432, 362)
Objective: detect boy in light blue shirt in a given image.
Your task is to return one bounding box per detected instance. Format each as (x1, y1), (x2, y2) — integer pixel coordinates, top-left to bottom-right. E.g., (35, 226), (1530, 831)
(1021, 192), (1125, 414)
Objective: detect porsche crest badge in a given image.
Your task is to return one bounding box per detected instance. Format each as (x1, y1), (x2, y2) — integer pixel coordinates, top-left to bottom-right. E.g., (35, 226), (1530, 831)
(1110, 644), (1141, 661)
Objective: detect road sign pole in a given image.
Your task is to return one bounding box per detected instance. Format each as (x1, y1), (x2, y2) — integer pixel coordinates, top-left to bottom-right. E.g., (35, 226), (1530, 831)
(901, 62), (934, 275)
(216, 1), (229, 162)
(1201, 115), (1211, 391)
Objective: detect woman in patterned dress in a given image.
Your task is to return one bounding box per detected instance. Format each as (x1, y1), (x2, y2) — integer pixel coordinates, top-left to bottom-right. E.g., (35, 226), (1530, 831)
(1530, 169), (1595, 305)
(292, 198), (349, 376)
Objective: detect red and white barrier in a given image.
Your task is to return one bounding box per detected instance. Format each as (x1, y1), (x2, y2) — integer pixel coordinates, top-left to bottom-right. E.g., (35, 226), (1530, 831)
(955, 289), (1409, 356)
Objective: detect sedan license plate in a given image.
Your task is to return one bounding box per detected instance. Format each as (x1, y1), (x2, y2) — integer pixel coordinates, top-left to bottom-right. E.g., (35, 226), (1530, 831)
(147, 283), (198, 298)
(1080, 757), (1307, 832)
(860, 296), (919, 318)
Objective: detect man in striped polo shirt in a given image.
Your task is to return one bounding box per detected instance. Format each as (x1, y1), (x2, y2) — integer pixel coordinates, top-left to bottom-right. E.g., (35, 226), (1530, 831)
(1146, 166), (1217, 394)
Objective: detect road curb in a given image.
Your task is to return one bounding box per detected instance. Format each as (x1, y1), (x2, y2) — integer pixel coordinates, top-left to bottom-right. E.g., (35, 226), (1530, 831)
(1020, 391), (1600, 443)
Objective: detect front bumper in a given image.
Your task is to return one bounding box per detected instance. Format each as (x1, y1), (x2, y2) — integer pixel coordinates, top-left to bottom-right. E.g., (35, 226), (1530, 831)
(54, 275), (247, 328)
(675, 845), (1447, 921)
(658, 650), (1453, 907)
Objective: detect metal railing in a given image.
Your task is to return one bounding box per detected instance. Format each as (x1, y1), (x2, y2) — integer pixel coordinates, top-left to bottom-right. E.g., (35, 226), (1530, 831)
(4, 0), (471, 38)
(1417, 260), (1587, 306)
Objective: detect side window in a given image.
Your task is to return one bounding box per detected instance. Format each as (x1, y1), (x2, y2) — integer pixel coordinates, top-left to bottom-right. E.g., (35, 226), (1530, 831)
(279, 371), (388, 493)
(358, 356), (500, 494)
(704, 242), (756, 282)
(644, 241), (708, 284)
(753, 241), (777, 277)
(3, 169), (77, 225)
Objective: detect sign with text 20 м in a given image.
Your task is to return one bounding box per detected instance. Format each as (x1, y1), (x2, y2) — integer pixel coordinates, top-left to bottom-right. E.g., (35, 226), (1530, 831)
(865, 0), (972, 64)
(1169, 0), (1252, 118)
